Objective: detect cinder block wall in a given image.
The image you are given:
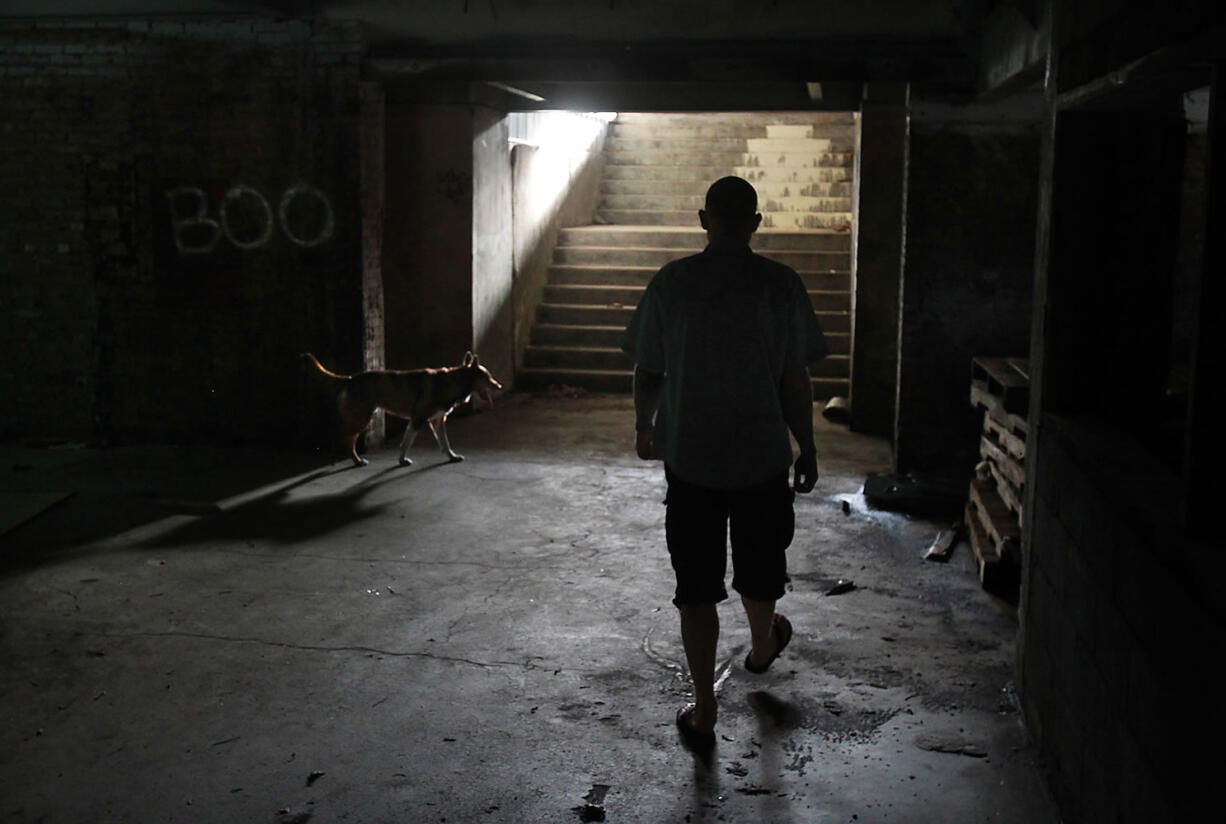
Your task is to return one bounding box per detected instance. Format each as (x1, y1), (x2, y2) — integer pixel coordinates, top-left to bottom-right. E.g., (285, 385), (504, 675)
(1023, 419), (1216, 822)
(895, 99), (1039, 477)
(1020, 86), (1216, 824)
(0, 17), (368, 446)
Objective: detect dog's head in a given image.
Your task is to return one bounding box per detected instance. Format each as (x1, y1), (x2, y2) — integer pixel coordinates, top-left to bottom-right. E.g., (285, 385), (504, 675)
(461, 351), (502, 408)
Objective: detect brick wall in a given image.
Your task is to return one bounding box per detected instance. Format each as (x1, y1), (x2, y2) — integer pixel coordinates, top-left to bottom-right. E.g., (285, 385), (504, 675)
(0, 17), (368, 446)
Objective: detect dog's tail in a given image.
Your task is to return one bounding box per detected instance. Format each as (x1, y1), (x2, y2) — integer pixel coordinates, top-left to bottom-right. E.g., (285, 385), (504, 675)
(301, 352), (349, 380)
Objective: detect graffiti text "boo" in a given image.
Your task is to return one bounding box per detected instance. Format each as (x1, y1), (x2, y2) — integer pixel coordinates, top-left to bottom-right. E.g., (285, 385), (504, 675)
(166, 183), (335, 255)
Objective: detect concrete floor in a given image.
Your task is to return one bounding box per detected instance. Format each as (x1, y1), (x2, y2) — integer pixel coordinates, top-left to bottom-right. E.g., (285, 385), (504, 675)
(0, 395), (1060, 824)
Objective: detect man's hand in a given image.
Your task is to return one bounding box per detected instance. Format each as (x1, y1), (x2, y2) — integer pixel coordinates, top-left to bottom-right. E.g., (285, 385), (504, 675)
(793, 451), (818, 493)
(636, 430), (654, 460)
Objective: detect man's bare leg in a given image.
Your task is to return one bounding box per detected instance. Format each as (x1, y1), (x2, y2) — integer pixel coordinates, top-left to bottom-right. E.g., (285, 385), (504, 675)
(743, 595), (781, 670)
(679, 603), (719, 733)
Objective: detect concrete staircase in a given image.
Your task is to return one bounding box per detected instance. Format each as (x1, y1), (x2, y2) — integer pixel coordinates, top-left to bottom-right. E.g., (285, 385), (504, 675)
(519, 112), (856, 398)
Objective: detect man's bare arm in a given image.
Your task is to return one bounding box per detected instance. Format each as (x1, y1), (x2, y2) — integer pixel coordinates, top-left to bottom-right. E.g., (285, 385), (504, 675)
(633, 365), (664, 460)
(780, 368), (818, 492)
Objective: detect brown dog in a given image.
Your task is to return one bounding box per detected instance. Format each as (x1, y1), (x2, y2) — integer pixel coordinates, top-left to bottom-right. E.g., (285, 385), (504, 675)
(302, 351), (502, 466)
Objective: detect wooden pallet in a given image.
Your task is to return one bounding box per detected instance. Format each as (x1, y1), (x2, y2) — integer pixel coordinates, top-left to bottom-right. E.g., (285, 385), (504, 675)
(966, 355), (1027, 600)
(979, 433), (1025, 490)
(970, 357), (1030, 436)
(965, 477), (1021, 594)
(985, 461), (1024, 527)
(982, 412), (1026, 462)
(971, 357), (1029, 412)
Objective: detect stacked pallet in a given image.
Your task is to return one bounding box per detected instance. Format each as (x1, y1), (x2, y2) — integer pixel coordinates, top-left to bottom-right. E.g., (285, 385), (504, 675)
(965, 357), (1029, 597)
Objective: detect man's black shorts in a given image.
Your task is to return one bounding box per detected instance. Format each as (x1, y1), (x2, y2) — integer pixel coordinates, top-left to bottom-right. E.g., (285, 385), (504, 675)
(664, 465), (794, 606)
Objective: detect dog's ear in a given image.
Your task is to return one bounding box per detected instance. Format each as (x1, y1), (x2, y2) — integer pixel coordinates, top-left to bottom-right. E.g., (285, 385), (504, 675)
(462, 351), (475, 367)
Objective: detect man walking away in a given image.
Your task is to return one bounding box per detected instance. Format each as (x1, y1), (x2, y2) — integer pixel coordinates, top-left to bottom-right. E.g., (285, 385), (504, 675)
(621, 175), (829, 752)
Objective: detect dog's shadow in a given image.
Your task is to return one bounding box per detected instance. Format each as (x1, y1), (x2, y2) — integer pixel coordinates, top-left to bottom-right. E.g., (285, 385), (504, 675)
(139, 457), (453, 549)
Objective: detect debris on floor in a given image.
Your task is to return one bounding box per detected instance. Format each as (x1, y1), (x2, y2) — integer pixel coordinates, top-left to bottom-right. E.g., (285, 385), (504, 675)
(822, 395), (851, 424)
(915, 734), (988, 758)
(276, 806), (313, 824)
(924, 523), (962, 562)
(863, 472), (965, 518)
(825, 579), (857, 596)
(305, 771), (325, 787)
(736, 785), (772, 796)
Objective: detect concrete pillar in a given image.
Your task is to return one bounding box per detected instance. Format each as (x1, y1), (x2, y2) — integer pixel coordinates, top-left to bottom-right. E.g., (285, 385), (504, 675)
(1183, 63), (1225, 535)
(360, 82), (387, 443)
(851, 83), (909, 439)
(382, 104), (475, 372)
(472, 106), (515, 387)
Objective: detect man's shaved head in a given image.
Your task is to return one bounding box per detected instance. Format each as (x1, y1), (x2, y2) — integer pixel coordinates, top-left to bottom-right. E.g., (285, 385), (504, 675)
(703, 176), (758, 220)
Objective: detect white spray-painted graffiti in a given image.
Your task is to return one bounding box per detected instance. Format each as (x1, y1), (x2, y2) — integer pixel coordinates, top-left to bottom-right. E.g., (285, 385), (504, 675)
(166, 183), (335, 254)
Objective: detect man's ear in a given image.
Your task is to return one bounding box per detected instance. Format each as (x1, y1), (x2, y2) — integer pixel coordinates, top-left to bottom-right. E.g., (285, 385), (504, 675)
(462, 351), (474, 367)
(698, 209), (709, 231)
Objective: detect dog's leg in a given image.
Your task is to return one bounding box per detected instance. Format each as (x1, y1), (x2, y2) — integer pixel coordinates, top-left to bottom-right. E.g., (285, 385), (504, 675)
(429, 414), (464, 462)
(337, 388), (372, 467)
(345, 431), (368, 466)
(398, 420), (422, 466)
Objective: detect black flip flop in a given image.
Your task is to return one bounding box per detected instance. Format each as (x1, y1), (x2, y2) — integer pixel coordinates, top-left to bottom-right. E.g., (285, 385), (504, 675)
(743, 614), (793, 674)
(675, 704), (716, 752)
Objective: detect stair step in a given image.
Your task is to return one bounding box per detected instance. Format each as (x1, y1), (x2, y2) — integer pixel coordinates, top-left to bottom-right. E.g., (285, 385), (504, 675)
(601, 179), (853, 198)
(547, 264), (851, 292)
(607, 136), (854, 154)
(536, 304), (637, 326)
(595, 210), (854, 229)
(542, 283), (849, 312)
(530, 324), (627, 348)
(542, 284), (642, 306)
(605, 150), (855, 168)
(523, 346), (636, 371)
(537, 303), (851, 332)
(602, 164), (854, 183)
(757, 213), (853, 230)
(554, 245), (850, 269)
(529, 323), (852, 355)
(611, 123), (859, 142)
(599, 193), (853, 212)
(557, 226), (851, 251)
(547, 265), (657, 286)
(614, 111), (857, 128)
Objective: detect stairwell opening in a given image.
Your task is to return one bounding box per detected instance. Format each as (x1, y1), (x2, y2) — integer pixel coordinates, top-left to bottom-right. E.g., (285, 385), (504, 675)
(516, 111), (856, 401)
